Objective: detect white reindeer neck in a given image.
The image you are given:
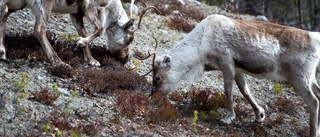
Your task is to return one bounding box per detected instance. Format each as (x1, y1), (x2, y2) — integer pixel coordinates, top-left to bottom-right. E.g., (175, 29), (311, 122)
(160, 15), (237, 85)
(164, 18), (209, 84)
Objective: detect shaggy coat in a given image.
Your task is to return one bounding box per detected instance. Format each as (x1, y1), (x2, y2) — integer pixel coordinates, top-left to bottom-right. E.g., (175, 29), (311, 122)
(153, 14), (320, 137)
(0, 0), (135, 66)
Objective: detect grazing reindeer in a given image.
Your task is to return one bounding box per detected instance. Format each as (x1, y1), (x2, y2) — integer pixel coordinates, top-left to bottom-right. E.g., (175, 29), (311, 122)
(151, 14), (320, 136)
(0, 0), (136, 66)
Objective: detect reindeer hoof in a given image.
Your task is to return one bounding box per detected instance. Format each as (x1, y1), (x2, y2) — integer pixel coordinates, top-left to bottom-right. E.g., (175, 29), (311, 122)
(0, 46), (6, 60)
(57, 62), (72, 69)
(221, 113), (236, 124)
(77, 37), (87, 47)
(254, 107), (266, 122)
(87, 58), (101, 67)
(221, 117), (236, 124)
(64, 63), (72, 69)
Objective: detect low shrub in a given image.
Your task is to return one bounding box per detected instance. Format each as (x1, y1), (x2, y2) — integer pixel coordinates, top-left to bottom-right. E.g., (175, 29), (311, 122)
(116, 91), (179, 123)
(181, 7), (207, 22)
(47, 64), (74, 78)
(154, 2), (171, 16)
(76, 66), (151, 94)
(46, 108), (103, 136)
(30, 88), (60, 106)
(275, 97), (297, 115)
(189, 88), (226, 111)
(168, 16), (195, 32)
(150, 0), (207, 32)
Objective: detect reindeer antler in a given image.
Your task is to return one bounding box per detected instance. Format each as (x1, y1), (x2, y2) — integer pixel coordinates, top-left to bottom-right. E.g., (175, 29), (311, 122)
(128, 3), (161, 76)
(142, 37), (158, 77)
(129, 0), (162, 29)
(136, 6), (162, 29)
(129, 0), (151, 18)
(130, 0), (135, 18)
(133, 36), (158, 60)
(132, 5), (161, 62)
(133, 50), (156, 60)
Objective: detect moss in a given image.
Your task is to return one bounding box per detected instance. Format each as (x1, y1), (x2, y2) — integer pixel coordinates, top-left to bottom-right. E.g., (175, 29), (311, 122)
(58, 33), (79, 43)
(272, 83), (284, 94)
(41, 123), (50, 132)
(16, 74), (30, 92)
(18, 93), (29, 99)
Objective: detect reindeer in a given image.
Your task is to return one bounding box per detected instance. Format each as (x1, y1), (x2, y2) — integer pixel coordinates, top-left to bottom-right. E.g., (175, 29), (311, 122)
(0, 0), (138, 67)
(148, 14), (320, 136)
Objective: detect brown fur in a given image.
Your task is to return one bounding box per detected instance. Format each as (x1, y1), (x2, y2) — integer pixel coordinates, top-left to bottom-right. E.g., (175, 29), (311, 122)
(152, 14), (320, 136)
(233, 19), (310, 48)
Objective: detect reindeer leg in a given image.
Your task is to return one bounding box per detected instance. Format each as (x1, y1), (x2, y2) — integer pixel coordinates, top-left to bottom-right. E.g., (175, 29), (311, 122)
(234, 72), (265, 122)
(288, 75), (319, 137)
(0, 4), (10, 60)
(220, 65), (237, 124)
(77, 17), (103, 45)
(70, 13), (87, 37)
(70, 13), (99, 66)
(32, 3), (68, 67)
(77, 7), (104, 45)
(75, 8), (103, 67)
(311, 79), (320, 135)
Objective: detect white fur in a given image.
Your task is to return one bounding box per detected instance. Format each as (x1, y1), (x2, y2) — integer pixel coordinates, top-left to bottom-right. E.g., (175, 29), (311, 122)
(153, 14), (320, 136)
(0, 0), (134, 65)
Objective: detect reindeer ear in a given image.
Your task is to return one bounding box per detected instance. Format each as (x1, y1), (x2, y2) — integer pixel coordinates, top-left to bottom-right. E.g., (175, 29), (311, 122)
(155, 55), (171, 68)
(163, 55), (171, 64)
(123, 18), (135, 30)
(161, 55), (171, 68)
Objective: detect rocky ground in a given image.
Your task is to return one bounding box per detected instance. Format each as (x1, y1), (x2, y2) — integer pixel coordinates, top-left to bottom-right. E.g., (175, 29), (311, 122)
(0, 0), (314, 136)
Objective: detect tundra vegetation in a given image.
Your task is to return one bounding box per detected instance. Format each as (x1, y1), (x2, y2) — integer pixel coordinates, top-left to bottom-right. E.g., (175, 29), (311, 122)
(0, 0), (312, 136)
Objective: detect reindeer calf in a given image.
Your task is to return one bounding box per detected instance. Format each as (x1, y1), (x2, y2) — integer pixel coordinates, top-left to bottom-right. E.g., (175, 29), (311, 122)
(0, 0), (135, 66)
(152, 14), (320, 136)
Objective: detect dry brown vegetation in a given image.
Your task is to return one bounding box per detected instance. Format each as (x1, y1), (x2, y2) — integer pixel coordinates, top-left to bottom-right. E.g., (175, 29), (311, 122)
(150, 0), (206, 32)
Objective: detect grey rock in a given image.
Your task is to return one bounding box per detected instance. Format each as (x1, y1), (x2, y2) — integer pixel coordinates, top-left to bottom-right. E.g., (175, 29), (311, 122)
(256, 15), (268, 21)
(187, 0), (202, 6)
(124, 3), (139, 15)
(57, 87), (71, 96)
(5, 104), (14, 113)
(35, 75), (44, 81)
(0, 98), (5, 110)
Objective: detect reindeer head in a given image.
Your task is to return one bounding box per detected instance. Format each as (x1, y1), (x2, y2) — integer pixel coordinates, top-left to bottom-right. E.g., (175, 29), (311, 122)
(106, 3), (161, 63)
(133, 37), (177, 96)
(105, 18), (135, 63)
(151, 55), (178, 95)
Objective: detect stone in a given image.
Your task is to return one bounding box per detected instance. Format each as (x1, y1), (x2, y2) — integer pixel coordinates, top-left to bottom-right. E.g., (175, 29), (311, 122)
(124, 3), (139, 15)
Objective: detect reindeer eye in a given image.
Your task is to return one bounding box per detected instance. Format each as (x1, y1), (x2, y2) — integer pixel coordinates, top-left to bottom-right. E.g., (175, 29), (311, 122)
(155, 76), (161, 82)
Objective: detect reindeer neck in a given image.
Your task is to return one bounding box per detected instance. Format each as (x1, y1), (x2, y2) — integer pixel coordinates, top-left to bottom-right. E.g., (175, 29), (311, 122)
(168, 19), (211, 71)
